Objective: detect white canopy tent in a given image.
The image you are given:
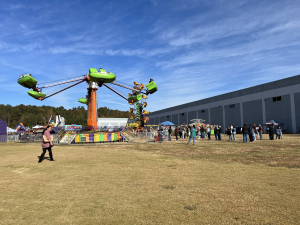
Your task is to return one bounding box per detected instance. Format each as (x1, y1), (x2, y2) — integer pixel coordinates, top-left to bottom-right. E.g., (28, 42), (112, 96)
(33, 125), (45, 129)
(7, 127), (17, 133)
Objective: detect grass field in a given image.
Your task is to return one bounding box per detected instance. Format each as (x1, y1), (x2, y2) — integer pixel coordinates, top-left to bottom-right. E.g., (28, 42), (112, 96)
(1, 134), (300, 224)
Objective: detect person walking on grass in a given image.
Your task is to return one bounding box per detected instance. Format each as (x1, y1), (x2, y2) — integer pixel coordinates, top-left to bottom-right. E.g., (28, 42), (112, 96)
(258, 124), (263, 140)
(175, 126), (179, 141)
(38, 125), (54, 163)
(187, 125), (197, 145)
(242, 123), (248, 143)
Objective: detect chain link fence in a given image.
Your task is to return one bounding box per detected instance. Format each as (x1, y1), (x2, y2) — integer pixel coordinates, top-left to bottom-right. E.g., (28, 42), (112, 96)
(0, 135), (7, 142)
(7, 135), (19, 142)
(18, 133), (58, 144)
(124, 130), (169, 143)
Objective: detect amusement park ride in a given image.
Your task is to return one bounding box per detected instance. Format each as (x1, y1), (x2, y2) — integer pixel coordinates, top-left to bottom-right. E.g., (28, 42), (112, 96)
(17, 68), (157, 129)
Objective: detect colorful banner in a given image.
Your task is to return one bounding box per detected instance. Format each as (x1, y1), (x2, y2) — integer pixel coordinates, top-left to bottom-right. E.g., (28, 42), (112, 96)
(74, 132), (123, 143)
(65, 125), (82, 130)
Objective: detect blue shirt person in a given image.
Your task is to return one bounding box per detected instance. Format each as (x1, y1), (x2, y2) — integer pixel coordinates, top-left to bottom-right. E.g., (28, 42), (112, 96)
(187, 125), (197, 145)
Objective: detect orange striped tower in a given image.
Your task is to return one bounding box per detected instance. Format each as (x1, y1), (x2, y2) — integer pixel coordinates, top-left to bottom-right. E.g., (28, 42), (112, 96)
(87, 81), (98, 129)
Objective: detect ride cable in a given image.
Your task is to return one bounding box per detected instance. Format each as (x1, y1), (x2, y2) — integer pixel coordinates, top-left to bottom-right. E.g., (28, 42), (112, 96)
(44, 79), (86, 99)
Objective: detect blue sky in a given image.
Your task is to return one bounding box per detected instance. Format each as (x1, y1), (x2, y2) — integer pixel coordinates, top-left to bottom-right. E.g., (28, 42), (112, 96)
(0, 0), (300, 112)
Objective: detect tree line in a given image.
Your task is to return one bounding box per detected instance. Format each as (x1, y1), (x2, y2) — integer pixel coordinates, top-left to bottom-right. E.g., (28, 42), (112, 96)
(0, 104), (130, 128)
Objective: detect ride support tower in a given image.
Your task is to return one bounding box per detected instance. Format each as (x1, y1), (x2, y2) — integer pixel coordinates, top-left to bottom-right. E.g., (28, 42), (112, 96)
(87, 81), (98, 129)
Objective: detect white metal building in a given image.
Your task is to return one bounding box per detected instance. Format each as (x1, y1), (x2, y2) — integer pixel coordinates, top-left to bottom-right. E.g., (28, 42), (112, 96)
(148, 74), (300, 133)
(97, 118), (128, 127)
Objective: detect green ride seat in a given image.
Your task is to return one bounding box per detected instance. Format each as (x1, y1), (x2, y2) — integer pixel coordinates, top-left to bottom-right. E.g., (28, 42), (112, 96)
(28, 90), (46, 99)
(146, 81), (158, 94)
(128, 94), (142, 102)
(78, 98), (87, 104)
(18, 74), (38, 88)
(89, 68), (116, 83)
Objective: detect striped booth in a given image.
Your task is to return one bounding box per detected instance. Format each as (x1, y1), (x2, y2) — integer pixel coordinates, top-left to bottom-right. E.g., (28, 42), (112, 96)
(74, 132), (122, 143)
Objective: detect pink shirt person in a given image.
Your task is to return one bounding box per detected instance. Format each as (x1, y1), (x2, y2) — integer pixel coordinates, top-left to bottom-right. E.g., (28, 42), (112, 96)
(41, 130), (51, 148)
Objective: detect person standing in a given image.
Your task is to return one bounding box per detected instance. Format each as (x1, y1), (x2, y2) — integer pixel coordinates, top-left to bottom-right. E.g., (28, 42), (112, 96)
(197, 126), (201, 139)
(232, 126), (236, 141)
(258, 124), (263, 140)
(280, 126), (283, 139)
(276, 126), (281, 139)
(218, 126), (222, 140)
(168, 126), (172, 141)
(248, 124), (253, 142)
(269, 126), (274, 140)
(206, 125), (211, 141)
(175, 126), (179, 141)
(182, 128), (185, 139)
(179, 128), (182, 139)
(38, 125), (54, 163)
(227, 127), (232, 141)
(242, 123), (248, 143)
(214, 125), (218, 140)
(187, 125), (197, 145)
(201, 125), (205, 139)
(253, 124), (257, 141)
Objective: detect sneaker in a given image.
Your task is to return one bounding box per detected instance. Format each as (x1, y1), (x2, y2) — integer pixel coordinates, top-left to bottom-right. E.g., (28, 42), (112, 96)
(50, 159), (55, 161)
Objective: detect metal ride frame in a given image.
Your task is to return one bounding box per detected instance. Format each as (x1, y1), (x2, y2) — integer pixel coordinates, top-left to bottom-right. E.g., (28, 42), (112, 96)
(18, 68), (157, 130)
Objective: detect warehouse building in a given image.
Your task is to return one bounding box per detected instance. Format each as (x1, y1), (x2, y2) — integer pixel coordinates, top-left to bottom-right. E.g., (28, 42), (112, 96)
(148, 74), (300, 133)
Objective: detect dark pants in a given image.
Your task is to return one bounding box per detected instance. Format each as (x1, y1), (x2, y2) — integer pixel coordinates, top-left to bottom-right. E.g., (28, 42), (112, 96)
(39, 147), (53, 162)
(249, 134), (253, 142)
(207, 132), (211, 140)
(259, 132), (262, 140)
(175, 133), (178, 140)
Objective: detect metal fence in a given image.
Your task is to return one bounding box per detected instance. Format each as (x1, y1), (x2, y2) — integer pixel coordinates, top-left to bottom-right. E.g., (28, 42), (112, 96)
(7, 135), (19, 142)
(124, 130), (169, 143)
(19, 133), (58, 143)
(0, 135), (7, 142)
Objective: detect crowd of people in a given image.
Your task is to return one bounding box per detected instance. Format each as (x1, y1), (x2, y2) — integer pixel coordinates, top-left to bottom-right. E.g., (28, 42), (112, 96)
(166, 123), (284, 144)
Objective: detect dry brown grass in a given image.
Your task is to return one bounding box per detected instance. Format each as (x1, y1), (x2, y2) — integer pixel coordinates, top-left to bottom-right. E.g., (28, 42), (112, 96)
(0, 134), (299, 224)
